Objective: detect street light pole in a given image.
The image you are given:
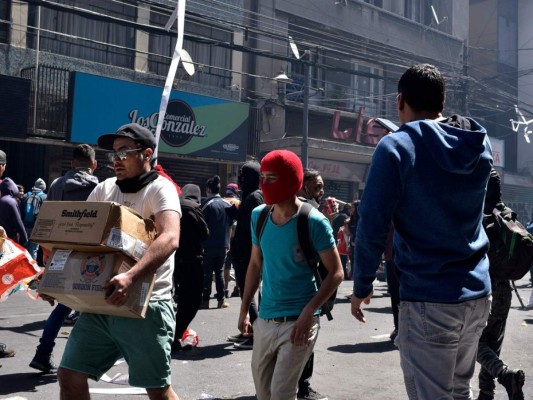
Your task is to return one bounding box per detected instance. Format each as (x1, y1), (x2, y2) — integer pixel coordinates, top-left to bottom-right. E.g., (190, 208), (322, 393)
(301, 52), (312, 169)
(33, 5), (41, 134)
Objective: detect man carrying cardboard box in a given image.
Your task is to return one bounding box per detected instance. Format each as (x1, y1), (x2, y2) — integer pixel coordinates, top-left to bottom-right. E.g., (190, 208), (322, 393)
(57, 123), (182, 400)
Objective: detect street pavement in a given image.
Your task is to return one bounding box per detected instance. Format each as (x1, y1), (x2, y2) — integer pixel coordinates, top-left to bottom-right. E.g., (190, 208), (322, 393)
(1, 278), (532, 400)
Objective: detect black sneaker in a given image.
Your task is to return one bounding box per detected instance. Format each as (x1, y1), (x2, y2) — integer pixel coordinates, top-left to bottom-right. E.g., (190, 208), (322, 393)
(498, 368), (525, 400)
(233, 337), (253, 350)
(171, 344), (193, 353)
(389, 329), (398, 342)
(297, 386), (328, 400)
(226, 333), (250, 343)
(476, 390), (494, 400)
(29, 353), (58, 374)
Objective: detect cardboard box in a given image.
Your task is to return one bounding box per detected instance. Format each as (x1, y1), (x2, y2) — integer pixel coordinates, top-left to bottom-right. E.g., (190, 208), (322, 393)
(38, 250), (155, 318)
(31, 201), (156, 261)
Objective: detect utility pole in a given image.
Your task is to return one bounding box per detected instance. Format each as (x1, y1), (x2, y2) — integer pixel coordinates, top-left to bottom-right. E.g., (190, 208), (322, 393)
(462, 39), (469, 115)
(301, 50), (313, 169)
(32, 5), (41, 134)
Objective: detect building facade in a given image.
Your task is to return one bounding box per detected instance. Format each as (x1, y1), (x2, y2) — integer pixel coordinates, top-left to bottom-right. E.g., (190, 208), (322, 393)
(0, 0), (248, 192)
(1, 1), (526, 216)
(246, 0), (471, 201)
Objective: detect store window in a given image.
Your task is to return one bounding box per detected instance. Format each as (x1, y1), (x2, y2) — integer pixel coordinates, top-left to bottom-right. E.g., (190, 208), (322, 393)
(28, 1), (136, 69)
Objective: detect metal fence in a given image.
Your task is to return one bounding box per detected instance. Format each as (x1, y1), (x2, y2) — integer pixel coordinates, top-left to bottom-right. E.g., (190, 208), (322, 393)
(20, 65), (70, 139)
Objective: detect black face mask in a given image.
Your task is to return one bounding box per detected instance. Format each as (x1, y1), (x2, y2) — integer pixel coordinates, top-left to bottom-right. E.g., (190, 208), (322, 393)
(115, 170), (158, 193)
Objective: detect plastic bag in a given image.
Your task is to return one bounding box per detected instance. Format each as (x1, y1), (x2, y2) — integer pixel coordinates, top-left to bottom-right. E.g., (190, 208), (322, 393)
(0, 232), (42, 301)
(179, 328), (199, 348)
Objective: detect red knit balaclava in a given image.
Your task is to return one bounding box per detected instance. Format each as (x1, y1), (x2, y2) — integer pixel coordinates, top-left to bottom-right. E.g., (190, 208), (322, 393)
(260, 150), (303, 205)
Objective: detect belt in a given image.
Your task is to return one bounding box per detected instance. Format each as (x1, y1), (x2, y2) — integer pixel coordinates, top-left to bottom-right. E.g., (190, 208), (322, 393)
(265, 315), (318, 324)
(265, 315), (300, 324)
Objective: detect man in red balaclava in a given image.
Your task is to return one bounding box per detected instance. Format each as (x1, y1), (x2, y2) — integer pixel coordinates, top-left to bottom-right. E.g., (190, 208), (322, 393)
(237, 150), (343, 400)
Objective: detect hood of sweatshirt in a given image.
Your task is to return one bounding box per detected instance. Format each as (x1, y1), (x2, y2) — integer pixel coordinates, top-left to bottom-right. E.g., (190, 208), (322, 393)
(402, 115), (488, 175)
(0, 177), (19, 197)
(62, 169), (99, 194)
(180, 184), (201, 205)
(238, 161), (260, 199)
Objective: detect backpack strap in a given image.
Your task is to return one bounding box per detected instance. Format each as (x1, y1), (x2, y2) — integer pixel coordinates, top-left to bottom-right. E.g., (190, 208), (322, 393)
(297, 202), (333, 321)
(255, 205), (273, 244)
(297, 202), (319, 268)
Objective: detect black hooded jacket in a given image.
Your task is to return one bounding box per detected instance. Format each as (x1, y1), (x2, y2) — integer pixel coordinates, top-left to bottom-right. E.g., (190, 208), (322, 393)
(0, 177), (28, 244)
(229, 161), (263, 262)
(175, 184), (209, 264)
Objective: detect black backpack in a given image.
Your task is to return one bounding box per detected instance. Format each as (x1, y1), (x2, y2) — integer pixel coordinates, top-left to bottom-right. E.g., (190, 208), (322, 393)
(483, 203), (533, 281)
(256, 202), (336, 321)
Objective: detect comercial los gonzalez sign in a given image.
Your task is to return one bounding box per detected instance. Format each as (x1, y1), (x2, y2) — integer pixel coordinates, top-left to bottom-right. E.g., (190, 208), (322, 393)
(70, 72), (249, 161)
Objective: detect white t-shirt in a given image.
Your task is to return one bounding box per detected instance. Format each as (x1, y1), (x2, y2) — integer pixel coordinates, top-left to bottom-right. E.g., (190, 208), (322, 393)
(87, 175), (182, 300)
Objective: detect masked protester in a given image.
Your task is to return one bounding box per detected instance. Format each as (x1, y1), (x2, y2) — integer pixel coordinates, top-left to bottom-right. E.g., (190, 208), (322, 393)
(225, 161), (263, 350)
(172, 184), (209, 352)
(238, 150), (343, 400)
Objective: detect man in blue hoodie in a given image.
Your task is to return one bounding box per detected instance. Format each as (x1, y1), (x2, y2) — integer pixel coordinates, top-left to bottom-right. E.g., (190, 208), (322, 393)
(29, 144), (99, 374)
(351, 64), (492, 400)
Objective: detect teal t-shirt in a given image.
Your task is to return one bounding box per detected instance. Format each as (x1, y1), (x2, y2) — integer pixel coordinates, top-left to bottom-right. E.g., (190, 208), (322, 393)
(251, 204), (335, 319)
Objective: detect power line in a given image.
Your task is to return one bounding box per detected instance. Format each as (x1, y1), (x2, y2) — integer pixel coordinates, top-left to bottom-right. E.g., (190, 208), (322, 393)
(9, 0), (526, 124)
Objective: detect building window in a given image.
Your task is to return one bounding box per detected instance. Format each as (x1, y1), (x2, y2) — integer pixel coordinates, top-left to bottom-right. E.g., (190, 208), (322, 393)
(316, 53), (383, 115)
(148, 10), (232, 88)
(0, 0), (10, 44)
(364, 0), (383, 8)
(353, 64), (383, 116)
(28, 1), (135, 69)
(405, 0), (439, 26)
(498, 15), (517, 68)
(405, 0), (425, 23)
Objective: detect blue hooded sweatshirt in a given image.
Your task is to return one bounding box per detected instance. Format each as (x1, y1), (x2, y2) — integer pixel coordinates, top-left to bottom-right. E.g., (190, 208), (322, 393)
(354, 116), (492, 303)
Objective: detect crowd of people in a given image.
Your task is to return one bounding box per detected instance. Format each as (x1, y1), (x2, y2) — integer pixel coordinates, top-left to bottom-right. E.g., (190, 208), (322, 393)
(0, 63), (531, 400)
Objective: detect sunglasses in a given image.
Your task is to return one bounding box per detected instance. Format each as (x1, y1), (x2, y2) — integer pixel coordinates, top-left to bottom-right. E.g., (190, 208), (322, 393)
(106, 147), (143, 162)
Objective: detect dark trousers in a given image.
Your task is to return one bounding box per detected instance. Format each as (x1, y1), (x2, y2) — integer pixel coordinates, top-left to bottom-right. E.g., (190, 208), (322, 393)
(173, 257), (204, 341)
(477, 280), (512, 395)
(202, 247), (227, 302)
(385, 260), (400, 330)
(36, 303), (72, 355)
(340, 254), (349, 279)
(299, 351), (314, 390)
(233, 257), (259, 323)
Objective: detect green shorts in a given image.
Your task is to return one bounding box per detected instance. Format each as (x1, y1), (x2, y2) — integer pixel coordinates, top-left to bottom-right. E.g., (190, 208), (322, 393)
(60, 300), (175, 388)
